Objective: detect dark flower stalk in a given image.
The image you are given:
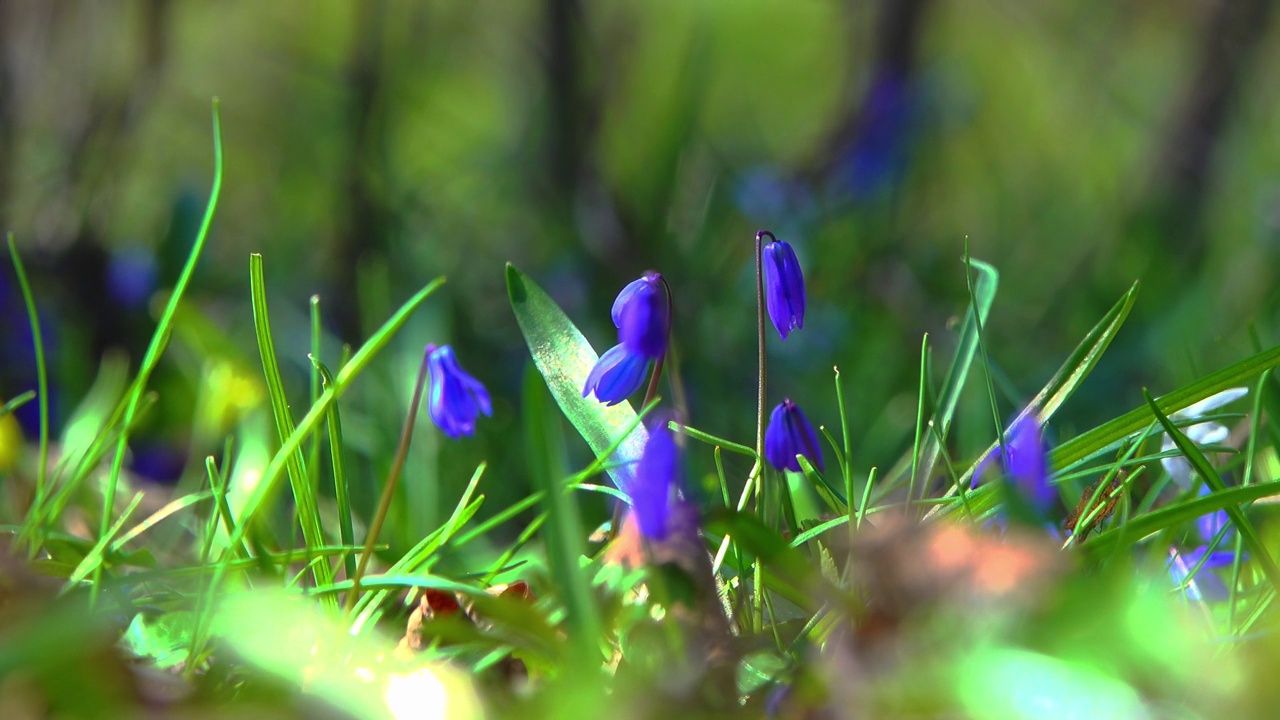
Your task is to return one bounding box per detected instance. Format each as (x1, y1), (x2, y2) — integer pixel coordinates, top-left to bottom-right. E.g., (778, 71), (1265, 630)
(346, 344), (489, 613)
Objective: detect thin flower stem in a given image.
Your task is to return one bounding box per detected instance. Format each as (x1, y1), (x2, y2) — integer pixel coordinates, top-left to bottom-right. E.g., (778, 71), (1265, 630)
(345, 352), (431, 614)
(755, 230), (774, 468)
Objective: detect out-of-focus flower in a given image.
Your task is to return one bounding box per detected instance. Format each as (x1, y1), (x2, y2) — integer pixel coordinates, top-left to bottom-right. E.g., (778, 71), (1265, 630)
(832, 69), (916, 201)
(424, 344), (491, 439)
(582, 343), (650, 406)
(633, 417), (681, 540)
(612, 272), (667, 359)
(762, 236), (806, 340)
(1169, 485), (1239, 602)
(764, 398), (823, 472)
(1160, 387), (1248, 489)
(1169, 545), (1234, 602)
(1004, 415), (1054, 515)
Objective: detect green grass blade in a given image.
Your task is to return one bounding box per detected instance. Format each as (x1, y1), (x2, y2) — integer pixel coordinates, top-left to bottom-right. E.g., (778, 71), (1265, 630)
(0, 390), (35, 419)
(925, 281), (1139, 518)
(1054, 342), (1280, 472)
(249, 253), (332, 600)
(7, 235), (51, 520)
(92, 100), (224, 605)
(523, 363), (601, 662)
(209, 277), (444, 599)
(506, 263), (647, 492)
(1141, 389), (1280, 588)
(311, 356), (356, 580)
(908, 259), (997, 498)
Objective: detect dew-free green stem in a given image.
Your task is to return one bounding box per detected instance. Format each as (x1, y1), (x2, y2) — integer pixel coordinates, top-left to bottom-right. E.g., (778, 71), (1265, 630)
(93, 99), (223, 606)
(345, 351), (431, 614)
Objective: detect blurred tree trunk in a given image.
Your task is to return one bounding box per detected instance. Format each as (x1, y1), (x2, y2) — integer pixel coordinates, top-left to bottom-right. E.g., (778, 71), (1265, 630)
(1137, 0), (1275, 271)
(333, 1), (390, 344)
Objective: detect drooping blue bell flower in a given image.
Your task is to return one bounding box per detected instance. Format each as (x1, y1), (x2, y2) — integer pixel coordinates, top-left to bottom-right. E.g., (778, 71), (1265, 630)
(761, 237), (806, 340)
(633, 416), (681, 540)
(582, 343), (650, 406)
(611, 272), (668, 359)
(764, 398), (824, 473)
(1003, 415), (1054, 515)
(424, 344), (491, 438)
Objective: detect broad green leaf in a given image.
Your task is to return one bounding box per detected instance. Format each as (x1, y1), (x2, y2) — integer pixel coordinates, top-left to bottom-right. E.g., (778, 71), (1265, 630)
(506, 263), (647, 491)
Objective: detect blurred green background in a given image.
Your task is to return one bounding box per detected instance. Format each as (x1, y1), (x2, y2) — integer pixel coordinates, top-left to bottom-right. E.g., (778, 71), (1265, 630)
(3, 0), (1279, 550)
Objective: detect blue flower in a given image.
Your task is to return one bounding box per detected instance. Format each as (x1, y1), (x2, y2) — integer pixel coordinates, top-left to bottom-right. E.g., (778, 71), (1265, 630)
(633, 417), (680, 540)
(1004, 416), (1054, 514)
(612, 272), (667, 359)
(1169, 546), (1235, 602)
(762, 237), (806, 340)
(583, 343), (650, 406)
(424, 344), (491, 438)
(764, 398), (824, 472)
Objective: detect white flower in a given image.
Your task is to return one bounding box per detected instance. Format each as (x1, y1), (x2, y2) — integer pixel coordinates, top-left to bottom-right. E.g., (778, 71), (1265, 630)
(1160, 387), (1248, 488)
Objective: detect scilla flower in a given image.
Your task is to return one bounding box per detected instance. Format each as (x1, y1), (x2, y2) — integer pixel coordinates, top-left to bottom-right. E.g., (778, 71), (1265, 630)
(764, 398), (824, 472)
(761, 234), (806, 340)
(425, 344), (491, 438)
(633, 416), (681, 540)
(611, 272), (668, 359)
(1003, 415), (1054, 515)
(582, 343), (650, 406)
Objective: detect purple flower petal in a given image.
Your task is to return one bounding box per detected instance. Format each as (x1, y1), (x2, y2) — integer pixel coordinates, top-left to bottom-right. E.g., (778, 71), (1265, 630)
(582, 343), (650, 406)
(762, 240), (806, 340)
(425, 345), (491, 439)
(764, 398), (824, 473)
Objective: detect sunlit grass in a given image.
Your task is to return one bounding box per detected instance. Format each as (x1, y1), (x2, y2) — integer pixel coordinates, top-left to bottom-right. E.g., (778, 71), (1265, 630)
(4, 103), (1280, 720)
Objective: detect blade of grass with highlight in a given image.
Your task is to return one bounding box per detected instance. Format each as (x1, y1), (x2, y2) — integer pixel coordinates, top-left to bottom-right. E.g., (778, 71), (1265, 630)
(1055, 342), (1280, 473)
(8, 235), (51, 534)
(0, 391), (35, 419)
(312, 357), (356, 580)
(507, 263), (647, 493)
(904, 258), (997, 501)
(249, 253), (332, 600)
(205, 276), (444, 609)
(1142, 388), (1280, 588)
(91, 100), (224, 605)
(925, 281), (1140, 519)
(524, 363), (600, 664)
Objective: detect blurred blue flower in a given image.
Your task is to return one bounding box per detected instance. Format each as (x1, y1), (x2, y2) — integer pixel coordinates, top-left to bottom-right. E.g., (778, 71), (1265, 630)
(424, 344), (491, 438)
(583, 343), (650, 406)
(762, 236), (806, 340)
(1003, 415), (1054, 515)
(764, 398), (823, 473)
(1169, 545), (1234, 602)
(1160, 387), (1248, 489)
(1169, 484), (1240, 602)
(612, 272), (667, 359)
(832, 69), (915, 201)
(1196, 484), (1229, 544)
(633, 417), (681, 540)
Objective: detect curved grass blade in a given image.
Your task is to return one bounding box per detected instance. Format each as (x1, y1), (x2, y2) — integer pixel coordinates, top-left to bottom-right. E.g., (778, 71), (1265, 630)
(905, 259), (997, 500)
(925, 281), (1139, 519)
(506, 263), (646, 492)
(1141, 389), (1280, 588)
(250, 254), (332, 600)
